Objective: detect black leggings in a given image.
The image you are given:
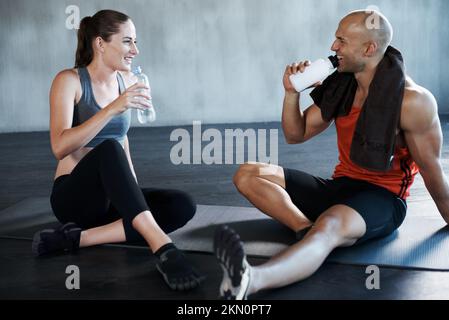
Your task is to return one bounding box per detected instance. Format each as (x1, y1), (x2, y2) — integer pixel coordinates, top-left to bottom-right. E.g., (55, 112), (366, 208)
(50, 139), (196, 243)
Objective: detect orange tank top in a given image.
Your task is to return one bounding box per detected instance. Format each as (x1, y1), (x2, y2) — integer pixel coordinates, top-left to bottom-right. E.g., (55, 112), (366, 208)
(333, 106), (419, 199)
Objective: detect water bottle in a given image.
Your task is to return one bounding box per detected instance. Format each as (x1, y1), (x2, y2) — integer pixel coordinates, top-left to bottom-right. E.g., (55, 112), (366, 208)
(133, 66), (156, 124)
(289, 55), (339, 92)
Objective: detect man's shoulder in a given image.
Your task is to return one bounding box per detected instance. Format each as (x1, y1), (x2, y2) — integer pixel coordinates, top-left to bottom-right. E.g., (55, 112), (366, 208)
(403, 76), (436, 110)
(401, 77), (438, 131)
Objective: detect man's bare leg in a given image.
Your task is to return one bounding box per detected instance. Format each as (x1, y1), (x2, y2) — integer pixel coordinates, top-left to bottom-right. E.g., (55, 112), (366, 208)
(233, 162), (312, 232)
(215, 204), (366, 299)
(248, 205), (366, 293)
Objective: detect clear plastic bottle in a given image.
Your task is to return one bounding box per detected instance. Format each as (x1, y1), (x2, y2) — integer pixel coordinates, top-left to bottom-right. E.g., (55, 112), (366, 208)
(289, 55), (339, 92)
(133, 66), (156, 124)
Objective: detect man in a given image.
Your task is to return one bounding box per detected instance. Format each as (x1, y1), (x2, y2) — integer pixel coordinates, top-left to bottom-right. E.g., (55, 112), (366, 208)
(214, 10), (449, 300)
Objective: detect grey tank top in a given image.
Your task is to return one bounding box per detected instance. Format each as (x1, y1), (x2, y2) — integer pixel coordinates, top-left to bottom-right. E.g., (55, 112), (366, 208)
(72, 67), (131, 147)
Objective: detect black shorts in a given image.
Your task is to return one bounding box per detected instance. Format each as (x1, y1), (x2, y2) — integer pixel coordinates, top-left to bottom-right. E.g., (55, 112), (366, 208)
(284, 168), (407, 244)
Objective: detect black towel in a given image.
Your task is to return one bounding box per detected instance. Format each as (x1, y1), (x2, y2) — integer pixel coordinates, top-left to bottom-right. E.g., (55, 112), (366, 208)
(310, 46), (406, 172)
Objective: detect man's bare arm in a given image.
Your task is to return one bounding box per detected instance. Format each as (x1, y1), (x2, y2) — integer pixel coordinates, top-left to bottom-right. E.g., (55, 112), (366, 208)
(281, 62), (332, 144)
(402, 88), (449, 224)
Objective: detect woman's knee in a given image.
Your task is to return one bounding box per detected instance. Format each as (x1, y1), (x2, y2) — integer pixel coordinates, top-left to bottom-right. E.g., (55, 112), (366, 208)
(96, 139), (123, 155)
(93, 139), (129, 168)
(168, 190), (197, 225)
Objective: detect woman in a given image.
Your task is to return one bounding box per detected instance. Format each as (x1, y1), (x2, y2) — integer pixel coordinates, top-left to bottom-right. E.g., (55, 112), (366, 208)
(32, 10), (204, 291)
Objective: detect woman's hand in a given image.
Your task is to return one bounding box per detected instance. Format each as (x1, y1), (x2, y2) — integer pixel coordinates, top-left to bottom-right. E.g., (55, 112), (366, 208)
(106, 82), (152, 116)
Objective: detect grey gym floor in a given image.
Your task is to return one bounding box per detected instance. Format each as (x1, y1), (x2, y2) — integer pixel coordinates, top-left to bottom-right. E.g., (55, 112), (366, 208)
(1, 120), (449, 300)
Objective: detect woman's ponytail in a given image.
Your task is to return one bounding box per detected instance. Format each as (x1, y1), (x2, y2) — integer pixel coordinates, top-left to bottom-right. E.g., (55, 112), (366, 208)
(74, 16), (94, 68)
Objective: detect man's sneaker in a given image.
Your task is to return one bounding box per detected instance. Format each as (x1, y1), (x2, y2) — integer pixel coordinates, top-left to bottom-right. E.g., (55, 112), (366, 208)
(214, 225), (251, 300)
(32, 222), (81, 256)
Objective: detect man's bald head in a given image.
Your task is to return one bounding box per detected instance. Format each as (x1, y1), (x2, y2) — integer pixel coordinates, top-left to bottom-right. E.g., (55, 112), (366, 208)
(341, 10), (393, 55)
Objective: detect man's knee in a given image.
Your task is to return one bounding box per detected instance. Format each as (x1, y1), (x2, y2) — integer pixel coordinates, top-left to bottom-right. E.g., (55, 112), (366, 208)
(312, 214), (344, 244)
(232, 163), (260, 192)
(311, 207), (365, 246)
(233, 163), (258, 189)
